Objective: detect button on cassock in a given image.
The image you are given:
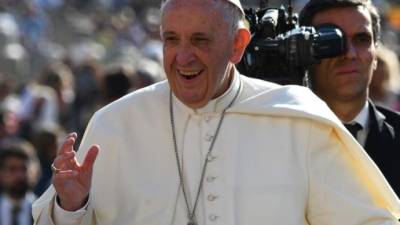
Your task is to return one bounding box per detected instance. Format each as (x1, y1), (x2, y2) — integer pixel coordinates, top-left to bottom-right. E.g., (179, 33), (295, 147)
(207, 194), (217, 201)
(208, 214), (218, 221)
(207, 154), (217, 162)
(206, 176), (216, 182)
(205, 134), (214, 142)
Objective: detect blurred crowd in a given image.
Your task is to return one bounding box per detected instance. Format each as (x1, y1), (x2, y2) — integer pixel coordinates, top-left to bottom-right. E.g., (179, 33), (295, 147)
(0, 1), (165, 223)
(0, 0), (399, 224)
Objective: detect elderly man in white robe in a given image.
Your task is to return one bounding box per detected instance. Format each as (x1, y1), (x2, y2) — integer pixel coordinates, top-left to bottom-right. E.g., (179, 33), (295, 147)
(32, 0), (400, 224)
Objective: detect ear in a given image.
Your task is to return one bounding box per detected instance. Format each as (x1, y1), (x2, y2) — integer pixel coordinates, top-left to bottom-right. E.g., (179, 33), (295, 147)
(372, 43), (379, 71)
(230, 28), (251, 64)
(372, 57), (378, 71)
(372, 49), (378, 71)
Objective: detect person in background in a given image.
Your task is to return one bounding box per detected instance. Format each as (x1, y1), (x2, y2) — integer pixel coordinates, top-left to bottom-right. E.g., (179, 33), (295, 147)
(0, 141), (40, 225)
(299, 0), (400, 196)
(100, 68), (131, 105)
(369, 44), (400, 110)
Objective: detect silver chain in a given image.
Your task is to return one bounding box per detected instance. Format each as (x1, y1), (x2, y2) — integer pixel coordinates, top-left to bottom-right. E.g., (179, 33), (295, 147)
(169, 80), (241, 225)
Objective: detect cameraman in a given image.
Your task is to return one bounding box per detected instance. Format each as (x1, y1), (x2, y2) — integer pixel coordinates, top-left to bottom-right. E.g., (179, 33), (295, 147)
(300, 0), (400, 196)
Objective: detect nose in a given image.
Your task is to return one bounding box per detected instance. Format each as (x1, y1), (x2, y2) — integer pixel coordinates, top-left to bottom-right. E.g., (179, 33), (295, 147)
(176, 44), (195, 66)
(343, 39), (357, 59)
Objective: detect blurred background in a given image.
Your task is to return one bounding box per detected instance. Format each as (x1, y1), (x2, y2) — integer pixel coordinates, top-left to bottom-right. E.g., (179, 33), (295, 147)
(0, 0), (399, 214)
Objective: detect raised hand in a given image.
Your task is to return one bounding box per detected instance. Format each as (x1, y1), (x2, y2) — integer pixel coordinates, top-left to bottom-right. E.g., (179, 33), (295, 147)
(51, 133), (99, 211)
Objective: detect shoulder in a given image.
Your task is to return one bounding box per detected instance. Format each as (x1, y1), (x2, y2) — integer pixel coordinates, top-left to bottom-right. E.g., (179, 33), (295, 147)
(234, 76), (341, 128)
(240, 75), (319, 103)
(239, 75), (325, 110)
(240, 75), (281, 91)
(95, 80), (169, 118)
(84, 81), (169, 133)
(375, 104), (400, 129)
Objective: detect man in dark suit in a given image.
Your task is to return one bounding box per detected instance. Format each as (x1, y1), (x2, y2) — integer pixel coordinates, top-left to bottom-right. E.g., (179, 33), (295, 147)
(299, 0), (400, 196)
(0, 142), (39, 225)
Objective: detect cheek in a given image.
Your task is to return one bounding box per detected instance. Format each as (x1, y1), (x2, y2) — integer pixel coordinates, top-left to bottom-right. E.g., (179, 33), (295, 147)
(312, 63), (326, 79)
(361, 46), (376, 64)
(364, 54), (376, 69)
(163, 49), (173, 66)
(315, 58), (338, 78)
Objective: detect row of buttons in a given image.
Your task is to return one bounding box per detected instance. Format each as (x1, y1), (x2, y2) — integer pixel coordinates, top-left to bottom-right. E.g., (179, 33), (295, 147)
(206, 164), (218, 221)
(204, 127), (219, 223)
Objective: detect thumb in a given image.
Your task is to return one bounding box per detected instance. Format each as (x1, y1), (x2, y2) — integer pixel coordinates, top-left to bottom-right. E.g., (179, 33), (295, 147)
(81, 145), (100, 172)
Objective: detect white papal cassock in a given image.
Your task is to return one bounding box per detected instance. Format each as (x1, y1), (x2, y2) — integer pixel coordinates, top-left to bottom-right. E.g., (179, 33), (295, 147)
(33, 71), (400, 225)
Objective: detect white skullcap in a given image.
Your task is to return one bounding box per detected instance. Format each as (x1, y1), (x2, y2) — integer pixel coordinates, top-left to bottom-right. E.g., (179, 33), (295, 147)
(162, 0), (244, 16)
(225, 0), (244, 15)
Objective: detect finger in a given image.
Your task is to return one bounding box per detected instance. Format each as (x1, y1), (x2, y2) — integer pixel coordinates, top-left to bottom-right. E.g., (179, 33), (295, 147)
(58, 133), (78, 155)
(53, 151), (77, 170)
(81, 145), (99, 172)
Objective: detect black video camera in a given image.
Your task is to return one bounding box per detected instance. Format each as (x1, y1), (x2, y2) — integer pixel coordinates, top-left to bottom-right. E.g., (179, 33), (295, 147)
(236, 0), (346, 85)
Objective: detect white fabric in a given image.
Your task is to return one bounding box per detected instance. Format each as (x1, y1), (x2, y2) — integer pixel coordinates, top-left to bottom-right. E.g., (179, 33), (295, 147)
(225, 0), (244, 15)
(33, 72), (400, 225)
(53, 196), (87, 225)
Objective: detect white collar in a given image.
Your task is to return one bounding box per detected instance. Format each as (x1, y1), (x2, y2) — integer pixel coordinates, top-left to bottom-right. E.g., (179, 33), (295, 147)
(348, 101), (369, 128)
(172, 68), (241, 115)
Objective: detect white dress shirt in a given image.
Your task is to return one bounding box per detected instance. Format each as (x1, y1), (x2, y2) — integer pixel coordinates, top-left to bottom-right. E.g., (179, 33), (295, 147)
(0, 193), (35, 225)
(343, 101), (370, 147)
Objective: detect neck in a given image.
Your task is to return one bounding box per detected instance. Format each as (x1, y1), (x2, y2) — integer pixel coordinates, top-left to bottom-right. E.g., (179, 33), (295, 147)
(327, 98), (367, 123)
(214, 65), (234, 99)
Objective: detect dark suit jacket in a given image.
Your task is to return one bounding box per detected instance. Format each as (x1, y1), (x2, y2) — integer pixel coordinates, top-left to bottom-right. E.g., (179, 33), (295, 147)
(364, 100), (400, 197)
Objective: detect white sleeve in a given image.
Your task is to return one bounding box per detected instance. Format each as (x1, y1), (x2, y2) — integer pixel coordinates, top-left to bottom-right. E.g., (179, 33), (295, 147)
(53, 197), (88, 225)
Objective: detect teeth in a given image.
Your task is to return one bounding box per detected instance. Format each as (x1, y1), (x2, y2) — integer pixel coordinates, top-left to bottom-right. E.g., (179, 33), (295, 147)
(178, 70), (200, 77)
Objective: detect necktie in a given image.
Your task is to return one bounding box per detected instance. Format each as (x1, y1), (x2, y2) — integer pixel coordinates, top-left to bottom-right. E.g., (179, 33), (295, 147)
(11, 204), (20, 225)
(344, 123), (362, 139)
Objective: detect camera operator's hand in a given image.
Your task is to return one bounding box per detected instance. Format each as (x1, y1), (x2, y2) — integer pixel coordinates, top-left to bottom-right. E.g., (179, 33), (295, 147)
(51, 133), (99, 211)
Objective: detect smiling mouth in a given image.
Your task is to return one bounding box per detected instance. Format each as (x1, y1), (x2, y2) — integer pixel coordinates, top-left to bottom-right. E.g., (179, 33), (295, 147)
(178, 69), (203, 80)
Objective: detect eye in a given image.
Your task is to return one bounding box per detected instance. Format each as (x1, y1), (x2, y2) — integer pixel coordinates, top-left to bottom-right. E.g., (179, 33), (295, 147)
(191, 36), (210, 46)
(352, 33), (372, 48)
(163, 35), (179, 46)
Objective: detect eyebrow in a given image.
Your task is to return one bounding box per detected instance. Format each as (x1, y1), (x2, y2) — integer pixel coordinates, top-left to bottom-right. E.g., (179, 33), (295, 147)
(161, 31), (176, 38)
(192, 32), (213, 40)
